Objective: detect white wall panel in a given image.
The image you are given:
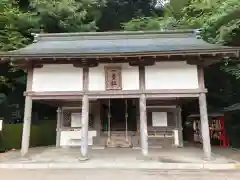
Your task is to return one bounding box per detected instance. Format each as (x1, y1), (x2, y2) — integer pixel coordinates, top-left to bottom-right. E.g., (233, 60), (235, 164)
(152, 112), (168, 127)
(145, 62), (198, 89)
(60, 130), (97, 146)
(88, 66), (105, 91)
(122, 65), (139, 90)
(32, 64), (83, 91)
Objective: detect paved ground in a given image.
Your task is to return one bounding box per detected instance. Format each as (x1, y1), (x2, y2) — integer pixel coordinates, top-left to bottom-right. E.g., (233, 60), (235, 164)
(1, 146), (237, 164)
(1, 169), (240, 180)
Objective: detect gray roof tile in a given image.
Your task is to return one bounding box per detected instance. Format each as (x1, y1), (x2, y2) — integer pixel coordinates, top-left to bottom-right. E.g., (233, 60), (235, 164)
(1, 30), (239, 57)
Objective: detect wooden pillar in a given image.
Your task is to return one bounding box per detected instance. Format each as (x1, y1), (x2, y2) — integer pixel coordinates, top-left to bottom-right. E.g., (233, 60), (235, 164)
(56, 107), (62, 148)
(21, 96), (33, 156)
(177, 107), (183, 147)
(21, 66), (33, 156)
(139, 65), (148, 155)
(139, 95), (148, 155)
(199, 93), (211, 159)
(81, 67), (89, 157)
(81, 94), (89, 157)
(198, 66), (211, 159)
(139, 94), (148, 156)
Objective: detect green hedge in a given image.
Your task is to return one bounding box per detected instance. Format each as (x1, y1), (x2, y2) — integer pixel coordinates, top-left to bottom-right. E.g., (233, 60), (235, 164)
(0, 121), (56, 150)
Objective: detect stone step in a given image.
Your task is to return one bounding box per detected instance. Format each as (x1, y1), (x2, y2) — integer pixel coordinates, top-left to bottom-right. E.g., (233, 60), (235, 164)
(94, 134), (173, 148)
(148, 137), (174, 148)
(106, 133), (132, 148)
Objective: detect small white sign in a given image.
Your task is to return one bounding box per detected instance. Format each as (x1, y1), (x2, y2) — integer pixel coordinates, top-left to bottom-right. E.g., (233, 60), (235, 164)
(152, 112), (168, 127)
(0, 120), (2, 131)
(173, 129), (179, 146)
(71, 113), (82, 128)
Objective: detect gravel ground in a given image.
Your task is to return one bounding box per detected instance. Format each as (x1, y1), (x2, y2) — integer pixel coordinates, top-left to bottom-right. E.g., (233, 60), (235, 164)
(1, 169), (240, 180)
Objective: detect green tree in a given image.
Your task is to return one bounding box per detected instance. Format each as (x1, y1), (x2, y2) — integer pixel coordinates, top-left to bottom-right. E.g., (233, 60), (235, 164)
(97, 0), (163, 31)
(123, 0), (240, 108)
(0, 0), (36, 51)
(30, 0), (106, 33)
(123, 0), (240, 46)
(0, 0), (35, 92)
(0, 0), (106, 92)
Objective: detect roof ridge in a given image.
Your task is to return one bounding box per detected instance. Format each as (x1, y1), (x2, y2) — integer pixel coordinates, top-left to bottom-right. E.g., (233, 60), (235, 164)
(34, 29), (196, 37)
(32, 29), (198, 42)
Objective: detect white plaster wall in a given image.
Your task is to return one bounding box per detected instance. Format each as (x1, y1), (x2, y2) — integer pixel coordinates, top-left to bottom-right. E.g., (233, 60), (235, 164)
(145, 62), (199, 89)
(88, 65), (105, 91)
(32, 64), (83, 91)
(88, 63), (139, 91)
(60, 130), (97, 147)
(152, 112), (168, 127)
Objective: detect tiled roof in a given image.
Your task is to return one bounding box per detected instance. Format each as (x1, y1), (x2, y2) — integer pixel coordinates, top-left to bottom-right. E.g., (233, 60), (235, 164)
(0, 30), (239, 58)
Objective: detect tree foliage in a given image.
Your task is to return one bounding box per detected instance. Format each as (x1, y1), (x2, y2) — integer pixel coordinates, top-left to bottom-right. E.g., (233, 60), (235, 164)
(123, 0), (240, 46)
(0, 0), (35, 51)
(0, 0), (240, 107)
(97, 0), (163, 31)
(0, 0), (105, 91)
(30, 0), (105, 33)
(123, 0), (240, 108)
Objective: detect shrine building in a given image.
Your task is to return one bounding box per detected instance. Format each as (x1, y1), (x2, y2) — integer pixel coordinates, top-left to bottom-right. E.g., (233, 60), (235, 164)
(0, 30), (239, 159)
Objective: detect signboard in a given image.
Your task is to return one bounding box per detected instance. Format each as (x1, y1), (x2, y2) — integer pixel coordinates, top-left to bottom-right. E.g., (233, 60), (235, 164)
(71, 113), (82, 128)
(152, 112), (168, 127)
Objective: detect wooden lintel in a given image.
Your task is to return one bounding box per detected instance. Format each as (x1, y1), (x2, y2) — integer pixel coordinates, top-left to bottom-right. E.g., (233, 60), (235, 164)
(73, 62), (98, 68)
(129, 61), (155, 66)
(146, 94), (199, 99)
(24, 91), (83, 96)
(31, 95), (83, 100)
(89, 94), (140, 99)
(33, 64), (43, 68)
(25, 88), (207, 100)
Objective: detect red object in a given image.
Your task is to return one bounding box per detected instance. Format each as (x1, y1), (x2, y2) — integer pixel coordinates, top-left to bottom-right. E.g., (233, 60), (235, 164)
(216, 116), (229, 148)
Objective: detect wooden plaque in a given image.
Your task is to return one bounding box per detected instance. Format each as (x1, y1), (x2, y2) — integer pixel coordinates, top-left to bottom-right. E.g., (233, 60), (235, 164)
(105, 67), (122, 90)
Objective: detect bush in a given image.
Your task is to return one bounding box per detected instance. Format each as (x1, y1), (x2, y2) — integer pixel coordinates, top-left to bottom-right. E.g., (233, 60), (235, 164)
(0, 120), (56, 150)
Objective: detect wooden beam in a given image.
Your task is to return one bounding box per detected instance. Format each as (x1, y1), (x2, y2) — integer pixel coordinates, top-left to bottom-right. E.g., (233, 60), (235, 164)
(31, 95), (82, 100)
(25, 89), (206, 100)
(25, 89), (207, 96)
(73, 62), (98, 68)
(12, 51), (235, 68)
(24, 91), (83, 96)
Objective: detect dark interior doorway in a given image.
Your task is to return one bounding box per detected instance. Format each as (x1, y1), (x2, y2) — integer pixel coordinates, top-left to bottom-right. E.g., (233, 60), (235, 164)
(101, 99), (137, 131)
